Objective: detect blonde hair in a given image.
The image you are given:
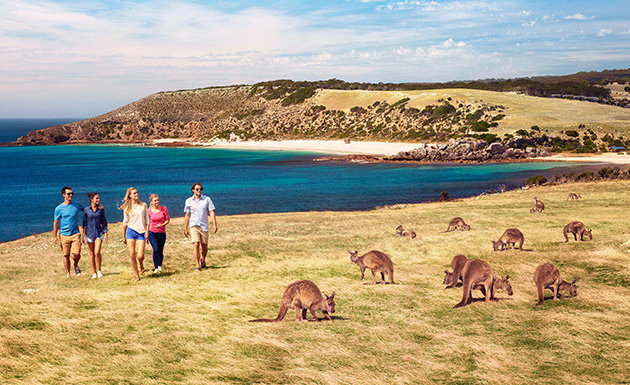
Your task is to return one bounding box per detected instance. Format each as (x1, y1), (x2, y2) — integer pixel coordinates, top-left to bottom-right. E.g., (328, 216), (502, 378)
(119, 187), (146, 214)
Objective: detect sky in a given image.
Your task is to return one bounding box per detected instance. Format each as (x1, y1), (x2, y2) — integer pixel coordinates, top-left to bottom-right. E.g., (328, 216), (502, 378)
(1, 0), (629, 118)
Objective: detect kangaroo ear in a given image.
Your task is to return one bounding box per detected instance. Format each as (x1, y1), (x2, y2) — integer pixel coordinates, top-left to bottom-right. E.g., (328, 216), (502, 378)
(444, 269), (449, 274)
(572, 279), (578, 285)
(323, 292), (328, 299)
(505, 275), (510, 281)
(330, 291), (335, 299)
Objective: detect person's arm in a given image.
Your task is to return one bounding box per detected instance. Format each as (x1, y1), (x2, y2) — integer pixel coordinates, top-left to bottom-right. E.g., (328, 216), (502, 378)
(102, 210), (109, 243)
(82, 211), (88, 244)
(160, 207), (170, 228)
(184, 212), (190, 237)
(144, 206), (150, 239)
(122, 211), (129, 244)
(53, 219), (60, 244)
(210, 210), (217, 233)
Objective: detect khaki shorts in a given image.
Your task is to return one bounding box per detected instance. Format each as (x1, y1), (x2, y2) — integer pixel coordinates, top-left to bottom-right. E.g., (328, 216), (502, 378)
(60, 233), (81, 256)
(190, 226), (209, 244)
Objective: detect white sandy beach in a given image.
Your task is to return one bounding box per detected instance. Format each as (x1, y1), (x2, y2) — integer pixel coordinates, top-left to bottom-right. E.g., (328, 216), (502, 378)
(152, 138), (630, 163)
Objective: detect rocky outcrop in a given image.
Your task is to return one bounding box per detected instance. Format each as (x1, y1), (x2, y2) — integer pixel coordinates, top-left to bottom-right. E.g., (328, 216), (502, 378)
(390, 139), (551, 162)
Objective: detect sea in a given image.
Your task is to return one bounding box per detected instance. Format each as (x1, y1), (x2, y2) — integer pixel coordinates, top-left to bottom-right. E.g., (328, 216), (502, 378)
(0, 119), (605, 243)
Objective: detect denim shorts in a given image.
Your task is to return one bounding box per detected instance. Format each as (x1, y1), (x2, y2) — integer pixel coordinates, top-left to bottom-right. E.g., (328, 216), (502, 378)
(85, 234), (104, 243)
(126, 228), (146, 241)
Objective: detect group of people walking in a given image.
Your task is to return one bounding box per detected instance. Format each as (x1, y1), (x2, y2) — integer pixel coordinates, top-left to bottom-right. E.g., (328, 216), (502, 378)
(52, 183), (217, 280)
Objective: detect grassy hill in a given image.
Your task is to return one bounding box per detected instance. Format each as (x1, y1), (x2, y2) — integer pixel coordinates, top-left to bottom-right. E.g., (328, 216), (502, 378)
(2, 180), (629, 384)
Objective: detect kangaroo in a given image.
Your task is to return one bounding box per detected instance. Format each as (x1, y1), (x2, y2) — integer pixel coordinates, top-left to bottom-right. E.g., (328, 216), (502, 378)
(563, 221), (592, 242)
(443, 254), (469, 289)
(530, 196), (545, 213)
(453, 259), (513, 308)
(492, 228), (524, 251)
(249, 280), (336, 322)
(567, 193), (581, 200)
(348, 250), (395, 284)
(445, 217), (471, 232)
(533, 263), (577, 305)
(396, 225), (416, 239)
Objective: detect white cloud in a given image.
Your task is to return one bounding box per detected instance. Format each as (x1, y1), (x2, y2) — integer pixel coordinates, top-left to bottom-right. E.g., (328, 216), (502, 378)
(522, 21), (536, 27)
(519, 10), (531, 17)
(436, 38), (467, 48)
(597, 29), (613, 36)
(564, 13), (593, 21)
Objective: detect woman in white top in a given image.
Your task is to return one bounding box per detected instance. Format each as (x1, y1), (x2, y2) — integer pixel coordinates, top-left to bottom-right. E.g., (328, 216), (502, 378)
(120, 187), (149, 281)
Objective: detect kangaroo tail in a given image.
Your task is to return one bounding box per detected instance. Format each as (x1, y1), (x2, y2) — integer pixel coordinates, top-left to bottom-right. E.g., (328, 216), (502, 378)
(249, 304), (288, 323)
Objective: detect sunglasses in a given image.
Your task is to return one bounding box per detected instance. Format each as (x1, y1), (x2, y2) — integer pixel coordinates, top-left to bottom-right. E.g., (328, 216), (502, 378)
(66, 192), (74, 196)
(194, 188), (203, 191)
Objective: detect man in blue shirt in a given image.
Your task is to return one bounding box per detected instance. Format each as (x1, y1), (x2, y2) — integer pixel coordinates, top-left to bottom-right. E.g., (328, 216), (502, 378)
(53, 186), (84, 278)
(184, 183), (218, 270)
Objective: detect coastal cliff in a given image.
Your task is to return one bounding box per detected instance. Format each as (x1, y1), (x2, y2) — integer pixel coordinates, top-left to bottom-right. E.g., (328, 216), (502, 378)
(15, 81), (630, 158)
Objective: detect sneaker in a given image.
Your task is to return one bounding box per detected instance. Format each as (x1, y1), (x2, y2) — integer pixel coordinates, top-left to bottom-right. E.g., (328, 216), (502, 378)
(92, 274), (97, 279)
(74, 265), (81, 276)
(97, 271), (103, 278)
(66, 273), (70, 278)
(195, 267), (202, 271)
(158, 266), (162, 271)
(200, 260), (207, 270)
(154, 268), (159, 274)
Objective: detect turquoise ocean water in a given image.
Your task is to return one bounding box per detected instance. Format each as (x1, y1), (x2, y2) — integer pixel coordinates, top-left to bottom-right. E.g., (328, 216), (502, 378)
(0, 119), (603, 242)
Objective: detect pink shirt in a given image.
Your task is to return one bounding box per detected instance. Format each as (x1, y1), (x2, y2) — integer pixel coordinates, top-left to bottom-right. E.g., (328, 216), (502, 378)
(148, 206), (170, 233)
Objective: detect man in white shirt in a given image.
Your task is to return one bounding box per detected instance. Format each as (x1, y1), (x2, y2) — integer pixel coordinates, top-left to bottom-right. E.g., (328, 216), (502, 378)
(183, 183), (218, 270)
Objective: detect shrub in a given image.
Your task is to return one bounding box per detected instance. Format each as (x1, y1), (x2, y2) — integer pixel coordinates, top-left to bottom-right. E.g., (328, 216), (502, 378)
(530, 125), (540, 131)
(516, 129), (530, 137)
(565, 130), (579, 137)
(281, 86), (316, 106)
(526, 175), (547, 186)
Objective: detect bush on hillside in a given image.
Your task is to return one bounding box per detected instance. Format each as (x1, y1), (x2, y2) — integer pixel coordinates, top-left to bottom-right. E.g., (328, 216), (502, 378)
(526, 175), (547, 186)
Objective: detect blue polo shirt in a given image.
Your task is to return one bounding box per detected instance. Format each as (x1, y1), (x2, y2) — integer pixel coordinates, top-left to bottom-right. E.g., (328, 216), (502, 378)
(54, 202), (84, 236)
(184, 194), (215, 232)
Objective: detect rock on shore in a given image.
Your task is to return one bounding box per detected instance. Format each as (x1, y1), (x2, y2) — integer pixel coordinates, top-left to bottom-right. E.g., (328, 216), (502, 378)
(390, 139), (551, 162)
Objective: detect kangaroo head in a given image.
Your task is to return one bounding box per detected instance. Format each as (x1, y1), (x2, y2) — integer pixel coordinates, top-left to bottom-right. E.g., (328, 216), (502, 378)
(492, 240), (501, 251)
(569, 279), (578, 296)
(322, 292), (336, 313)
(585, 229), (593, 240)
(348, 250), (359, 263)
(464, 224), (471, 231)
(499, 275), (513, 296)
(443, 270), (454, 285)
(396, 225), (403, 232)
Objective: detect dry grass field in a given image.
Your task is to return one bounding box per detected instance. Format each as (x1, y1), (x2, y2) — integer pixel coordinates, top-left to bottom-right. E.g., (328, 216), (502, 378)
(1, 180), (630, 384)
(313, 88), (630, 136)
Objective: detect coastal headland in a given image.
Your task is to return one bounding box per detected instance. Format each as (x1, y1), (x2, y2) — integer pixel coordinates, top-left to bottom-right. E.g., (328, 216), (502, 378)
(2, 179), (629, 383)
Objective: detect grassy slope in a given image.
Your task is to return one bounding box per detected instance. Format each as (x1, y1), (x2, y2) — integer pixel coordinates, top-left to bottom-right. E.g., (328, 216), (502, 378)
(313, 88), (630, 136)
(1, 181), (630, 384)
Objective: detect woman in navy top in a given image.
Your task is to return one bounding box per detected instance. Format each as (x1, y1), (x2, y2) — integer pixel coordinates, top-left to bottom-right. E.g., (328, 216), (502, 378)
(82, 192), (108, 279)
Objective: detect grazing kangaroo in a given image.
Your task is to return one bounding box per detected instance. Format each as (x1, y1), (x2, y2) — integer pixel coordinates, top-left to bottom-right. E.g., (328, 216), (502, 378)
(492, 228), (524, 251)
(567, 193), (581, 200)
(395, 225), (416, 239)
(445, 217), (471, 232)
(563, 221), (592, 242)
(443, 254), (469, 289)
(453, 259), (513, 308)
(530, 196), (545, 213)
(533, 263), (577, 305)
(249, 280), (336, 322)
(348, 250), (395, 284)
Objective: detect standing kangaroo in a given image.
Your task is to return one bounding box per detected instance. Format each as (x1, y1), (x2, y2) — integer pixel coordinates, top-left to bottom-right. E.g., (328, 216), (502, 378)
(567, 193), (581, 200)
(453, 259), (513, 308)
(563, 221), (592, 242)
(445, 217), (471, 232)
(249, 280), (336, 322)
(533, 263), (577, 305)
(443, 254), (469, 289)
(348, 250), (395, 284)
(395, 225), (416, 239)
(492, 228), (524, 251)
(530, 196), (545, 213)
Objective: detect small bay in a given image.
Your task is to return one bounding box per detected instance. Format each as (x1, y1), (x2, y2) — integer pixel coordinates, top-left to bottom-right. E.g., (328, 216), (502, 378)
(0, 141), (603, 242)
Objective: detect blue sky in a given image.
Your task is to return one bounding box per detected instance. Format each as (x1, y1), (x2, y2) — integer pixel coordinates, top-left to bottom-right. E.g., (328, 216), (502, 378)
(1, 0), (629, 118)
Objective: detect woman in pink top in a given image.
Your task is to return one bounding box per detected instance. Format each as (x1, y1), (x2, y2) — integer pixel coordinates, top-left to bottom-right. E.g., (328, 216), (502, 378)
(147, 194), (170, 273)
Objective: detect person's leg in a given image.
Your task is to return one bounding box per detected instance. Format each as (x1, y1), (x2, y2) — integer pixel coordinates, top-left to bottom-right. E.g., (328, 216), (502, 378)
(94, 238), (103, 273)
(156, 232), (166, 268)
(193, 241), (201, 268)
(71, 234), (82, 275)
(63, 254), (71, 276)
(127, 239), (139, 279)
(200, 242), (208, 269)
(137, 240), (146, 274)
(87, 242), (97, 276)
(148, 232), (159, 270)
